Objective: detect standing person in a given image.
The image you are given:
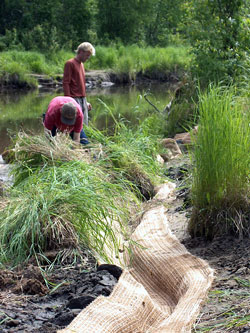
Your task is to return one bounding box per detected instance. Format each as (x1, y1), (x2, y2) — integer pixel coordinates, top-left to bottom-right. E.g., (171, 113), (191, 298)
(43, 96), (89, 144)
(63, 42), (95, 126)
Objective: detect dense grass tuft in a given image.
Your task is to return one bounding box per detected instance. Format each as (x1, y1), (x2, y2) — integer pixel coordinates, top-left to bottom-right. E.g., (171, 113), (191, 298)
(0, 118), (165, 266)
(189, 85), (250, 238)
(0, 133), (143, 265)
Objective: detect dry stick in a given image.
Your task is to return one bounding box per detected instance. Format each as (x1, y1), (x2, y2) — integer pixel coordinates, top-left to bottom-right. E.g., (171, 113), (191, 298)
(143, 93), (173, 117)
(143, 94), (162, 113)
(144, 80), (187, 117)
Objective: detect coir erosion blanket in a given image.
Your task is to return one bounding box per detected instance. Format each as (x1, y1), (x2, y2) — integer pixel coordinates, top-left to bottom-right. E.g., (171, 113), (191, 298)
(59, 183), (214, 333)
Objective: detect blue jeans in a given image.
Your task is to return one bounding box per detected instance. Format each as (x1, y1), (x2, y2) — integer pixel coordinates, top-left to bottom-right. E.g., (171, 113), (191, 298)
(43, 113), (89, 145)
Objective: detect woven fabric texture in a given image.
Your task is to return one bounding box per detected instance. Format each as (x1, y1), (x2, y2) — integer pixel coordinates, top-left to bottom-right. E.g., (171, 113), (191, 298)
(59, 184), (214, 333)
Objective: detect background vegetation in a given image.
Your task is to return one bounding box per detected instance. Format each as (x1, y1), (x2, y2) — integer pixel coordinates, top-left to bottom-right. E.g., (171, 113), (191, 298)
(0, 46), (191, 85)
(0, 0), (249, 85)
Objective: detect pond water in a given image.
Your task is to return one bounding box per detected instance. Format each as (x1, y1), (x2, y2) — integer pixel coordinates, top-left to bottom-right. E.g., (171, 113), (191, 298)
(0, 83), (173, 153)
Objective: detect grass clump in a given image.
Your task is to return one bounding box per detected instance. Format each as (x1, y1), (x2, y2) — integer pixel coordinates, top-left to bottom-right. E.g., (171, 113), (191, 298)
(189, 84), (250, 239)
(0, 133), (140, 266)
(86, 101), (165, 200)
(0, 99), (166, 266)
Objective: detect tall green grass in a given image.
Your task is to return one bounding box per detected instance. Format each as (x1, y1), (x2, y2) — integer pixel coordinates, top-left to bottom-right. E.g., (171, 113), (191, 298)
(92, 45), (192, 81)
(86, 101), (165, 200)
(0, 45), (191, 86)
(0, 161), (135, 265)
(0, 133), (142, 266)
(0, 50), (72, 77)
(189, 84), (250, 238)
(0, 52), (36, 87)
(0, 114), (165, 266)
(0, 50), (73, 89)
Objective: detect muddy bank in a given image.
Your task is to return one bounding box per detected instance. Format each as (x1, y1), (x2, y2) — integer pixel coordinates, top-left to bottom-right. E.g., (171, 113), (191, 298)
(0, 73), (36, 91)
(0, 69), (182, 92)
(0, 157), (248, 332)
(185, 236), (250, 333)
(33, 69), (182, 91)
(0, 71), (115, 92)
(165, 161), (250, 333)
(0, 258), (122, 333)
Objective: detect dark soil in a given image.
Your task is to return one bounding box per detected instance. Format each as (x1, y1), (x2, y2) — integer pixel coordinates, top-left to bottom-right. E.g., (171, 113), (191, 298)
(0, 258), (122, 332)
(168, 162), (250, 333)
(0, 162), (249, 333)
(185, 236), (250, 332)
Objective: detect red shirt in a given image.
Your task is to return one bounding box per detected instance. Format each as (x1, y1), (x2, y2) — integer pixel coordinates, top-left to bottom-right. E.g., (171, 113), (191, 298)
(63, 58), (86, 97)
(44, 96), (83, 133)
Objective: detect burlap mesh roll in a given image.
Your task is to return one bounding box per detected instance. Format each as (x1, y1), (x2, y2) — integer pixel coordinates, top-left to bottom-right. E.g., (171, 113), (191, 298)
(59, 183), (213, 333)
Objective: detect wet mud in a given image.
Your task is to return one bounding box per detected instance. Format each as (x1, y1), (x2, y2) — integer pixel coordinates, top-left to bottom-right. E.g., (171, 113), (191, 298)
(0, 262), (122, 332)
(0, 162), (249, 333)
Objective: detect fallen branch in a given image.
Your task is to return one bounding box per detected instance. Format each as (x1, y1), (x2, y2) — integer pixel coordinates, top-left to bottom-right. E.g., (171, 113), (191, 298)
(144, 82), (186, 117)
(143, 94), (161, 113)
(143, 93), (173, 117)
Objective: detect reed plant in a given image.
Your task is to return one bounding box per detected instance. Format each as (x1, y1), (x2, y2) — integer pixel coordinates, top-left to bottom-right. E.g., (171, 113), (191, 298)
(189, 84), (250, 238)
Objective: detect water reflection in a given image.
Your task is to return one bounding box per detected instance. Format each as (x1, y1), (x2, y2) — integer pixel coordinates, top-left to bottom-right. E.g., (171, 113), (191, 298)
(0, 84), (172, 153)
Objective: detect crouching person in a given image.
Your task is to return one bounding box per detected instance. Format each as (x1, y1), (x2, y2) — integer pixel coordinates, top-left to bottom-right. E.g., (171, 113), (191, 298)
(43, 96), (89, 144)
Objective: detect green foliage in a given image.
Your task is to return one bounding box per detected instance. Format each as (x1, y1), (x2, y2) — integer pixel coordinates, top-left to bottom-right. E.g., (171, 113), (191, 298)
(0, 0), (191, 51)
(21, 25), (60, 53)
(0, 0), (91, 52)
(0, 133), (142, 265)
(0, 28), (24, 51)
(96, 0), (153, 44)
(190, 84), (250, 238)
(145, 0), (186, 46)
(0, 0), (249, 90)
(0, 112), (166, 265)
(0, 46), (191, 87)
(187, 0), (249, 84)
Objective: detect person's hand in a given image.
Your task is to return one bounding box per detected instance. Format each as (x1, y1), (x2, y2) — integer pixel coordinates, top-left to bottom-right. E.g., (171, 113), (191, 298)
(87, 102), (92, 111)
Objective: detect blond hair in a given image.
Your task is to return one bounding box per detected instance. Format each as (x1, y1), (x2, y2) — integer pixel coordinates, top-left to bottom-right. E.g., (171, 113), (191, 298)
(76, 42), (95, 56)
